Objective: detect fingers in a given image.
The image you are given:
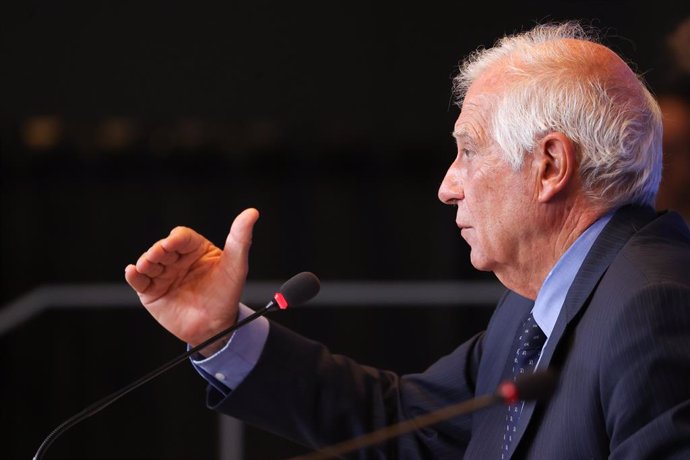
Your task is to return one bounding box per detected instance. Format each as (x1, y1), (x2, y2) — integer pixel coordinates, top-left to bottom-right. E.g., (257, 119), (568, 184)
(124, 210), (257, 298)
(135, 255), (165, 277)
(223, 208), (260, 265)
(146, 239), (181, 266)
(125, 264), (151, 293)
(131, 237), (181, 278)
(125, 229), (194, 293)
(162, 226), (206, 255)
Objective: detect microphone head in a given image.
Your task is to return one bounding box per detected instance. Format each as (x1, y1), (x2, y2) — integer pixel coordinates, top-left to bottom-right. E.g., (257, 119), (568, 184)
(497, 370), (558, 404)
(274, 272), (321, 309)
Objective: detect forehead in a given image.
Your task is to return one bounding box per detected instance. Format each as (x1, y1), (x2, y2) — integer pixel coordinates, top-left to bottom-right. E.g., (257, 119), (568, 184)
(453, 95), (493, 145)
(453, 69), (505, 144)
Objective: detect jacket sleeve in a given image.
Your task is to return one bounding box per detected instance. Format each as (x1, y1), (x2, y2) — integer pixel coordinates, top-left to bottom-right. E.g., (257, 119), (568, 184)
(205, 319), (485, 459)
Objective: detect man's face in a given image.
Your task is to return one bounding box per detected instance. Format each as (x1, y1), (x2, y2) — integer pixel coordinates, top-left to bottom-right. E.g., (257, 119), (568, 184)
(438, 78), (537, 276)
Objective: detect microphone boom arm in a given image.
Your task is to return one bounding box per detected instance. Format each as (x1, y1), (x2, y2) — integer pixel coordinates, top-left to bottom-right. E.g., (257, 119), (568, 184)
(32, 302), (278, 460)
(286, 370), (557, 460)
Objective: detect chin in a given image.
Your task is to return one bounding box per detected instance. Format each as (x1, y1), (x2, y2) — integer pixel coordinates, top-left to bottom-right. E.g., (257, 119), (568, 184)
(469, 252), (494, 273)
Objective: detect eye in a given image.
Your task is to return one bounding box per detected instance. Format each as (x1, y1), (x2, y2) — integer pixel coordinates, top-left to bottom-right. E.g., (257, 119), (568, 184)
(462, 148), (474, 158)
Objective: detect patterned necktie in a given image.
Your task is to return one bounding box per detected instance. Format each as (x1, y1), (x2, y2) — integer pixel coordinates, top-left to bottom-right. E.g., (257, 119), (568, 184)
(501, 312), (547, 459)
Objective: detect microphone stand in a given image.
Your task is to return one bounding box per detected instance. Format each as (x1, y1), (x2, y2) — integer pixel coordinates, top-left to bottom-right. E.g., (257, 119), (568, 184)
(32, 301), (279, 460)
(286, 393), (499, 460)
(34, 271), (320, 459)
(286, 370), (557, 460)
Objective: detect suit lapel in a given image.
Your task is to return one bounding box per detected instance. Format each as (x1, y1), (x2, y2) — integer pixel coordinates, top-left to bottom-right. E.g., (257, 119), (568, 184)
(506, 205), (657, 458)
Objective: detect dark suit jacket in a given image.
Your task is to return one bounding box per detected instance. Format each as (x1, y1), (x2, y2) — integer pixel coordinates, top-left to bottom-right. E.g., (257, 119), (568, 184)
(208, 206), (690, 459)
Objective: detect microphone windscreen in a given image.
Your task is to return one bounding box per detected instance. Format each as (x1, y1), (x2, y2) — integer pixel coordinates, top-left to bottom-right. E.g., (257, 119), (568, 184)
(514, 370), (558, 401)
(279, 272), (321, 307)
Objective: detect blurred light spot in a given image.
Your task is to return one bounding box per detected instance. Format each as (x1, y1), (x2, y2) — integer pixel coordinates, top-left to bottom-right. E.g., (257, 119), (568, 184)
(97, 117), (136, 151)
(667, 17), (690, 74)
(22, 116), (62, 150)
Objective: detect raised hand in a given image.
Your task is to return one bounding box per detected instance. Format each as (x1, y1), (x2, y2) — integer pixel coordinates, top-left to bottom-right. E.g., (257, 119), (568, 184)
(124, 208), (260, 352)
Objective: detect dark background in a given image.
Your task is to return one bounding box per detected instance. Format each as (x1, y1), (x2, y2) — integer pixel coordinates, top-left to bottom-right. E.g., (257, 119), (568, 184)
(2, 1), (689, 458)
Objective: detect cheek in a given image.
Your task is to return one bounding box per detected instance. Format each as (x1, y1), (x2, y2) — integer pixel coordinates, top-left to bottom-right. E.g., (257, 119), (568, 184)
(467, 177), (503, 222)
(476, 194), (521, 255)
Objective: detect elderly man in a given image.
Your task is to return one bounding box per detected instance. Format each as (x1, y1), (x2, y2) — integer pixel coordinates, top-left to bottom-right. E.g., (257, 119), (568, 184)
(126, 22), (690, 459)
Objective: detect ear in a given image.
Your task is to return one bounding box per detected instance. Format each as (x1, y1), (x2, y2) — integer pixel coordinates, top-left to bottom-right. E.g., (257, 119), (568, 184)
(534, 132), (576, 203)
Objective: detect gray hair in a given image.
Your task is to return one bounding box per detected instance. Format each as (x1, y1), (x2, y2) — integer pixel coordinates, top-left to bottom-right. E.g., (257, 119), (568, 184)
(452, 21), (663, 209)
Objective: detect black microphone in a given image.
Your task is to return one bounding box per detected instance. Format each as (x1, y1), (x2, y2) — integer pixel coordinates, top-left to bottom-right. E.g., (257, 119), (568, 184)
(286, 370), (558, 460)
(33, 271), (321, 460)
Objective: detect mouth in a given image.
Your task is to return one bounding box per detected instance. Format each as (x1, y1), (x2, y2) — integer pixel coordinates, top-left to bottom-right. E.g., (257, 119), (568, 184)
(458, 226), (470, 237)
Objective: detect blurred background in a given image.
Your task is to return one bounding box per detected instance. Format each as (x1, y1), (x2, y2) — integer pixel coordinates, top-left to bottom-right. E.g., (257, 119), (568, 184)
(2, 1), (689, 459)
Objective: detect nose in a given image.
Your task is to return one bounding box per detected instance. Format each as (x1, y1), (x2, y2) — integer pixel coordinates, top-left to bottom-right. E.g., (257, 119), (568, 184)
(438, 158), (464, 205)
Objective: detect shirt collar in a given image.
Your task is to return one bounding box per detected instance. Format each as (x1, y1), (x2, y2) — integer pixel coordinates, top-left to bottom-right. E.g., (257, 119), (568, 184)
(532, 211), (614, 338)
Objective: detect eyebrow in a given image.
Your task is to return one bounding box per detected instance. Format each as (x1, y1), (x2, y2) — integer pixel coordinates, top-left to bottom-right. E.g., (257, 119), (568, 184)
(451, 130), (476, 144)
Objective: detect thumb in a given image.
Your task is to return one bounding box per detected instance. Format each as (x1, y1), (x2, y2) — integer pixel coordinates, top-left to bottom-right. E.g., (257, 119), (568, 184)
(223, 208), (260, 265)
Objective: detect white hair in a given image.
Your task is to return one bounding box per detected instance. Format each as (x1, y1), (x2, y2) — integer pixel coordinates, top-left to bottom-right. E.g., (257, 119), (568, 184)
(452, 21), (663, 209)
